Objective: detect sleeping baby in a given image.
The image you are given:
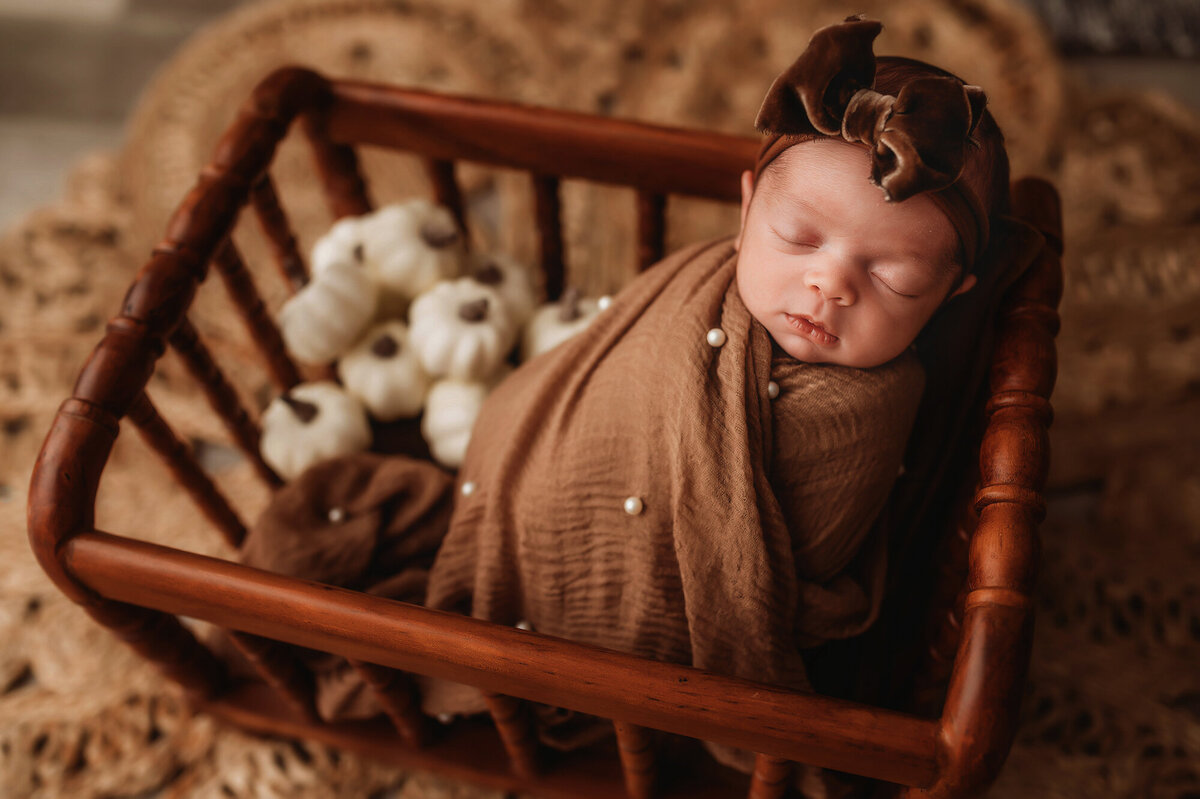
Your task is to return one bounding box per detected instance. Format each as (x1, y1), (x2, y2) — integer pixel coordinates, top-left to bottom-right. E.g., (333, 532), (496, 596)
(237, 14), (1025, 789)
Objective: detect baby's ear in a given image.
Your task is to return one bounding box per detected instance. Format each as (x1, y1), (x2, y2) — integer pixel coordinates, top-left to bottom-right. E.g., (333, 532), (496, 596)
(735, 170), (755, 252)
(947, 272), (977, 300)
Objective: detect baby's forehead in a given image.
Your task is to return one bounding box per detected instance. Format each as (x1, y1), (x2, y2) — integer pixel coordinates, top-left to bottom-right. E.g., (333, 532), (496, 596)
(754, 147), (963, 275)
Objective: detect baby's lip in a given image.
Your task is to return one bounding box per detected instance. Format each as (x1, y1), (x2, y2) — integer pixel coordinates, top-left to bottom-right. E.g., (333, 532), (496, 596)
(782, 311), (840, 343)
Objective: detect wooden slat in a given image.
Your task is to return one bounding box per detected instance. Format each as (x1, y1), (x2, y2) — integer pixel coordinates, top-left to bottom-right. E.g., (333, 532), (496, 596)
(348, 658), (426, 747)
(250, 175), (310, 292)
(63, 531), (941, 787)
(532, 173), (566, 301)
(211, 238), (302, 391)
(747, 754), (791, 799)
(126, 391), (247, 548)
(302, 110), (372, 220)
(200, 682), (756, 799)
(483, 691), (541, 779)
(424, 157), (470, 249)
(636, 190), (667, 271)
(227, 630), (318, 722)
(168, 317), (282, 487)
(325, 81), (756, 201)
(87, 597), (228, 700)
(614, 720), (658, 799)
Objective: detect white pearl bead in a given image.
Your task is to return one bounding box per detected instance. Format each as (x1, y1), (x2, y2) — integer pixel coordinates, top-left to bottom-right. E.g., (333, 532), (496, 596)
(327, 507), (345, 523)
(598, 295), (613, 311)
(460, 481), (476, 496)
(515, 620), (532, 631)
(437, 713), (454, 725)
(623, 496), (644, 515)
(767, 381), (780, 399)
(706, 328), (727, 347)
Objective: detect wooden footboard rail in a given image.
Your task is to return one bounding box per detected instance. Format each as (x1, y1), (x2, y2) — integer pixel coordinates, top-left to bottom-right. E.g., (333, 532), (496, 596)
(28, 67), (1061, 798)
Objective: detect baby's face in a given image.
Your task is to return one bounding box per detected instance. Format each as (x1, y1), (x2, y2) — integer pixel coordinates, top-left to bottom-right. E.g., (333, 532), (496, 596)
(734, 139), (975, 368)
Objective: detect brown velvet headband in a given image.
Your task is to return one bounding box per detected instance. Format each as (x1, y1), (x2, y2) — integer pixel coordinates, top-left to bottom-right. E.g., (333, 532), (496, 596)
(752, 16), (991, 270)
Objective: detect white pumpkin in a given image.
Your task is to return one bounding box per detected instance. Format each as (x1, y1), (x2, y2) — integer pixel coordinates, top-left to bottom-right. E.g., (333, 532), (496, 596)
(409, 278), (517, 380)
(462, 251), (539, 325)
(260, 381), (372, 481)
(337, 320), (431, 421)
(310, 215), (364, 276)
(421, 366), (511, 468)
(278, 257), (378, 364)
(362, 200), (464, 310)
(521, 288), (608, 361)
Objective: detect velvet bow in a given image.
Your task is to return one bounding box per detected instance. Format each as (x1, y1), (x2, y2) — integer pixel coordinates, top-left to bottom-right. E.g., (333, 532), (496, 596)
(755, 16), (987, 202)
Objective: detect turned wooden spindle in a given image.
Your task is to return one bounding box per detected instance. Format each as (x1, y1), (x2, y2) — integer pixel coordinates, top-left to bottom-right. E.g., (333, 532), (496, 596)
(302, 110), (372, 220)
(532, 173), (565, 301)
(126, 391), (247, 549)
(86, 597), (229, 699)
(227, 630), (318, 722)
(482, 691), (540, 779)
(424, 157), (470, 250)
(168, 317), (282, 488)
(614, 720), (658, 799)
(636, 190), (667, 272)
(211, 238), (301, 391)
(347, 659), (426, 748)
(747, 753), (792, 799)
(907, 178), (1063, 799)
(250, 175), (311, 293)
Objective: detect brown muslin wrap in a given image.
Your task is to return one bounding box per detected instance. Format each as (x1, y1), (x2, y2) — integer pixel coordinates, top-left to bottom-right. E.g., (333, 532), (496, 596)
(238, 236), (924, 780)
(419, 236), (923, 771)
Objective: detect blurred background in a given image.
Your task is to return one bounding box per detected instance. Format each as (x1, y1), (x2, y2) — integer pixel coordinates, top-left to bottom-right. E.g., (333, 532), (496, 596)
(1, 1), (1198, 797)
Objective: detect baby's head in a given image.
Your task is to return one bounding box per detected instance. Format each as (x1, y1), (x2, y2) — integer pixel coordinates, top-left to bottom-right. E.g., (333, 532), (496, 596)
(734, 19), (1010, 368)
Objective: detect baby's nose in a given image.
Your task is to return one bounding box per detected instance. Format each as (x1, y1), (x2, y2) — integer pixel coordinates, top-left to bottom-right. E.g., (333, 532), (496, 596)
(806, 258), (858, 305)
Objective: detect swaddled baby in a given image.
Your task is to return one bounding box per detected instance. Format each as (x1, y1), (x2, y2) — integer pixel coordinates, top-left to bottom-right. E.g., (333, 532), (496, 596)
(238, 14), (1024, 792)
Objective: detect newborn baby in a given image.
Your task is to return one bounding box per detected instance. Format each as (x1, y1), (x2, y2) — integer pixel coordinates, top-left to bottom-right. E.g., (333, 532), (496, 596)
(239, 14), (1023, 791)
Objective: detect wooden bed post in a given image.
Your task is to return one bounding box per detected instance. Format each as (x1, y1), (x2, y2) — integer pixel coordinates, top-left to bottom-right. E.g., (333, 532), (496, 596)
(905, 178), (1063, 798)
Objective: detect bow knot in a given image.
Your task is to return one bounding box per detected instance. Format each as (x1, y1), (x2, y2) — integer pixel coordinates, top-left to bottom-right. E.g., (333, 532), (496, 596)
(755, 16), (987, 202)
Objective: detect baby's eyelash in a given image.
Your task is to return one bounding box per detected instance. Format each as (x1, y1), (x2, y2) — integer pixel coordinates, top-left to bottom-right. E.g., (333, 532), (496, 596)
(769, 225), (818, 248)
(872, 273), (917, 298)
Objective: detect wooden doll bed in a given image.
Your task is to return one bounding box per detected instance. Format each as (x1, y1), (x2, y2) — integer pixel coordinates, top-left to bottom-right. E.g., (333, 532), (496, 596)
(27, 67), (1062, 799)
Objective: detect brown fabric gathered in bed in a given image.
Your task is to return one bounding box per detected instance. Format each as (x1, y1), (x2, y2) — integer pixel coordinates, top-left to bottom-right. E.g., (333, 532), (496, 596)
(237, 235), (924, 780)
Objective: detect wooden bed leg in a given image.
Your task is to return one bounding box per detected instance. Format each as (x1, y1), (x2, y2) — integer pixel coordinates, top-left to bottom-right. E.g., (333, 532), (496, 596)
(747, 753), (792, 799)
(614, 720), (658, 798)
(348, 659), (427, 748)
(227, 631), (318, 722)
(482, 691), (541, 779)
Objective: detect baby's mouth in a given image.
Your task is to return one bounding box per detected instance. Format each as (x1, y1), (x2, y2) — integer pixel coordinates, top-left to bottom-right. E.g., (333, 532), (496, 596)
(785, 313), (839, 346)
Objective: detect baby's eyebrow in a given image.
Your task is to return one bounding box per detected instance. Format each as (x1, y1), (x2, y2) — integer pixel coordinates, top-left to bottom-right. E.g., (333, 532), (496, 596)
(767, 187), (824, 221)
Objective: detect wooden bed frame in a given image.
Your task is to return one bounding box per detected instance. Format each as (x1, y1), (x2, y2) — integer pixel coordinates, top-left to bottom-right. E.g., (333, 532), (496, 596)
(27, 67), (1063, 799)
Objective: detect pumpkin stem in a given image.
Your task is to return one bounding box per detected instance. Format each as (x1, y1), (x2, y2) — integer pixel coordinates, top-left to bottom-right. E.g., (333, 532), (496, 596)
(371, 333), (400, 358)
(281, 394), (319, 424)
(473, 261), (504, 286)
(353, 243), (365, 263)
(458, 297), (489, 322)
(558, 286), (583, 322)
